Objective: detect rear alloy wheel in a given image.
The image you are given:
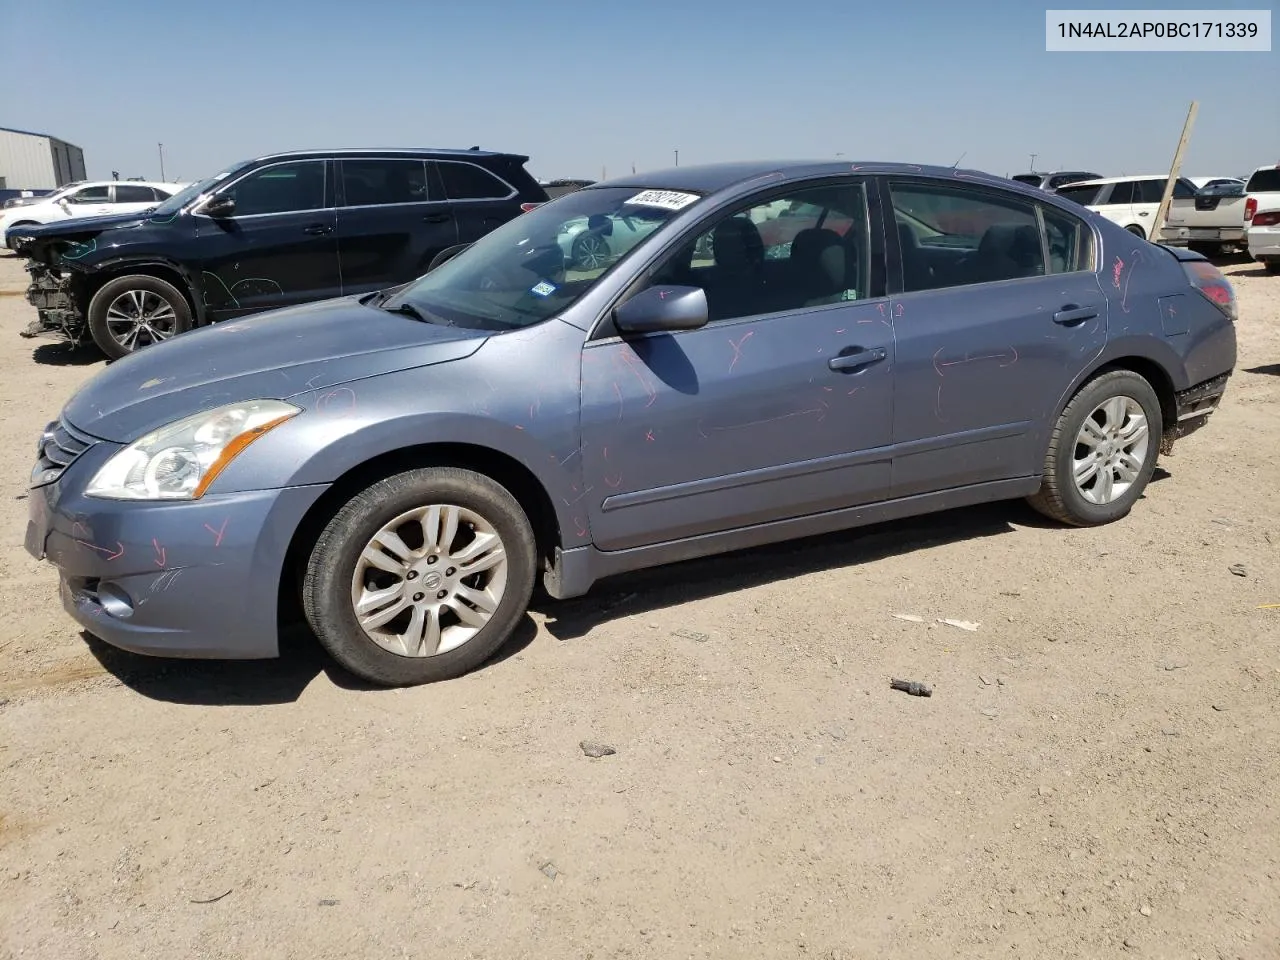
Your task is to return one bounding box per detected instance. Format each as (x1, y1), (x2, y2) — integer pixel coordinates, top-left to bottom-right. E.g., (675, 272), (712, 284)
(1125, 224), (1146, 239)
(302, 467), (537, 686)
(571, 232), (610, 270)
(87, 274), (192, 360)
(1027, 370), (1162, 526)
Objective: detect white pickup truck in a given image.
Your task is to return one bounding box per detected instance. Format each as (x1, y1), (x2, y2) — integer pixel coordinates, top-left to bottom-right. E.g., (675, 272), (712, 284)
(1054, 175), (1247, 255)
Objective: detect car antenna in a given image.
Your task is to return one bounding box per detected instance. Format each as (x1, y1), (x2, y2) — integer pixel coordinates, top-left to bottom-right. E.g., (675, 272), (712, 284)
(952, 151), (967, 168)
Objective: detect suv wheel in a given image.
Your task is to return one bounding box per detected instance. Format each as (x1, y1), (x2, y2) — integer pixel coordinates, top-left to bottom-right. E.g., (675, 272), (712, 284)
(1027, 370), (1162, 526)
(302, 467), (537, 686)
(87, 274), (192, 360)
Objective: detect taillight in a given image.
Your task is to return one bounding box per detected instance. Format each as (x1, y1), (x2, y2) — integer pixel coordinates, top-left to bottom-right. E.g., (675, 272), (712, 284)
(1244, 197), (1257, 221)
(1183, 260), (1237, 322)
(1252, 210), (1280, 227)
(519, 202), (542, 213)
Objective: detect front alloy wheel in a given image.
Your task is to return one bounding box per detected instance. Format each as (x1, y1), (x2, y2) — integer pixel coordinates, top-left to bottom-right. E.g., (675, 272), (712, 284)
(87, 274), (193, 360)
(303, 467), (537, 686)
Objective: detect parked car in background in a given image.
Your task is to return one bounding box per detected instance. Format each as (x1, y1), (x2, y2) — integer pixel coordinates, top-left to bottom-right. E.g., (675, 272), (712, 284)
(23, 161), (1237, 687)
(1054, 174), (1245, 254)
(1, 181), (184, 249)
(3, 186), (67, 209)
(1188, 177), (1245, 194)
(12, 148), (548, 359)
(1244, 163), (1280, 272)
(1011, 171), (1101, 191)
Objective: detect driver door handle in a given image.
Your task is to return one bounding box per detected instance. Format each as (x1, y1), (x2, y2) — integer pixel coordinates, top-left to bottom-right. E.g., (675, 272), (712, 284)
(1053, 305), (1099, 326)
(828, 346), (887, 372)
(303, 223), (333, 235)
(423, 213), (452, 224)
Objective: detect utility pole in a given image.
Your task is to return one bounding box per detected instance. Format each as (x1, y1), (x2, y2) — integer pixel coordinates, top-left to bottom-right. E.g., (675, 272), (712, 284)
(158, 143), (166, 181)
(674, 149), (679, 167)
(1029, 153), (1037, 171)
(1154, 100), (1199, 245)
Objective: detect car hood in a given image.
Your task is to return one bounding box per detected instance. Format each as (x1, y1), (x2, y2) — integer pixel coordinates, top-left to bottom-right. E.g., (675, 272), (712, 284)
(62, 297), (490, 442)
(12, 210), (154, 242)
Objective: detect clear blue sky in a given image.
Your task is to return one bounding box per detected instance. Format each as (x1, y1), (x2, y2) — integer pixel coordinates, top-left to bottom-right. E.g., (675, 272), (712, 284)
(3, 0), (1276, 185)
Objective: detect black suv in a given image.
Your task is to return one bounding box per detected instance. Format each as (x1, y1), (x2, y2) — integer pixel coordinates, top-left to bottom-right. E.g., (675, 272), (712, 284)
(14, 148), (548, 358)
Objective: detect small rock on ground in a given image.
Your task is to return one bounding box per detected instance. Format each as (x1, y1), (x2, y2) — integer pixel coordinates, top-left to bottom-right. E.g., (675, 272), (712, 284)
(580, 741), (616, 758)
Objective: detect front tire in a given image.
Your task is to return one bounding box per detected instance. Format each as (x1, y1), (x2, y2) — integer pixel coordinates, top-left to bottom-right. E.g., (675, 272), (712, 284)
(87, 274), (192, 360)
(302, 467), (537, 686)
(1027, 370), (1162, 526)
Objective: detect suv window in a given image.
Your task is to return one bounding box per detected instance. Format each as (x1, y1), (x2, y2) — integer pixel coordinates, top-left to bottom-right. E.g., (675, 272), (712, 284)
(1105, 181), (1134, 205)
(646, 181), (871, 323)
(437, 161), (512, 200)
(1012, 175), (1044, 187)
(66, 185), (110, 204)
(218, 161), (327, 216)
(889, 181), (1044, 292)
(115, 184), (159, 203)
(341, 159), (432, 206)
(1042, 205), (1092, 274)
(1245, 168), (1280, 193)
(1048, 173), (1091, 189)
(1055, 184), (1102, 205)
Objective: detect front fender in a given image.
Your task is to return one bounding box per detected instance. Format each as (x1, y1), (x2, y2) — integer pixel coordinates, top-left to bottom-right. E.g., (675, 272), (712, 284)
(209, 322), (590, 546)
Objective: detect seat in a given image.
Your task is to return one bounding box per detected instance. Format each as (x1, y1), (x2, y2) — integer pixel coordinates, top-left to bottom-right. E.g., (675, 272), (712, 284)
(786, 227), (848, 306)
(705, 217), (765, 320)
(971, 224), (1045, 283)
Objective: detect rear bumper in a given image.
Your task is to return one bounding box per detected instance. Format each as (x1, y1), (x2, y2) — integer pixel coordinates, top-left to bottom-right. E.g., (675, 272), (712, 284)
(1169, 372), (1229, 445)
(1247, 225), (1280, 261)
(1160, 226), (1246, 245)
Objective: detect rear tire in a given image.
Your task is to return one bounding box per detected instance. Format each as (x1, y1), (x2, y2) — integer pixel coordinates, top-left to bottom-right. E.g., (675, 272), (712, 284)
(302, 467), (537, 686)
(1027, 370), (1162, 527)
(1264, 259), (1280, 274)
(87, 274), (192, 360)
(1125, 224), (1146, 239)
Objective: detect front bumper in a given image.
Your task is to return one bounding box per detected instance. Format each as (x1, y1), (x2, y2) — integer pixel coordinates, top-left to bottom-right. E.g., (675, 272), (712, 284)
(27, 436), (328, 659)
(21, 261), (84, 341)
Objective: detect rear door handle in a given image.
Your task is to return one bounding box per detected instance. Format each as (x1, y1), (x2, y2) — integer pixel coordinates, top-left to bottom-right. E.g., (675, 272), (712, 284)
(1053, 305), (1099, 326)
(423, 213), (452, 224)
(303, 223), (333, 235)
(828, 346), (887, 372)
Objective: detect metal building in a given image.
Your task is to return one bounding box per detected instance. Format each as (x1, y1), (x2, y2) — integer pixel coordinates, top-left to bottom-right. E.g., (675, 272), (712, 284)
(0, 126), (87, 191)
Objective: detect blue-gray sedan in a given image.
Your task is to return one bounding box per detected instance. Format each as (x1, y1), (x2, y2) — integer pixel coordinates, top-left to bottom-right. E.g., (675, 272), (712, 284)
(25, 161), (1238, 686)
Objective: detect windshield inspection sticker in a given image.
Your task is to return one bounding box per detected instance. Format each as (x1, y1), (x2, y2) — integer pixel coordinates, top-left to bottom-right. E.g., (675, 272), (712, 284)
(530, 280), (557, 297)
(625, 190), (700, 211)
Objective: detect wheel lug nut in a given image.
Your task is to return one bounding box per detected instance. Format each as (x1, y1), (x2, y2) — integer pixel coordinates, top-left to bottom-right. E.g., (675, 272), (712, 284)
(426, 556), (437, 565)
(445, 567), (456, 576)
(436, 590), (448, 600)
(412, 592), (425, 602)
(406, 570), (418, 580)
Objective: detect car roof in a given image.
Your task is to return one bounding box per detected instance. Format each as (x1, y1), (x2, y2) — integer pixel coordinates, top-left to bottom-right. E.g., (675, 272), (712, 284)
(1066, 174), (1186, 187)
(251, 148), (523, 162)
(587, 160), (1030, 195)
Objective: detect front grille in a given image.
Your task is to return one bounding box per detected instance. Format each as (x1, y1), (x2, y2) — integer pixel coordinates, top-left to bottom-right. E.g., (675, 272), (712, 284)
(31, 417), (98, 487)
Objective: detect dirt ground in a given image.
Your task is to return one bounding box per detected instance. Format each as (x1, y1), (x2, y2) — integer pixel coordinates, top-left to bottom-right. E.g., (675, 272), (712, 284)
(0, 249), (1276, 960)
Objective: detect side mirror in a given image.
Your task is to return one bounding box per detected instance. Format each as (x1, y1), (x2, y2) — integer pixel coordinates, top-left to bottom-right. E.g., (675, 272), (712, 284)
(613, 285), (708, 334)
(201, 196), (236, 218)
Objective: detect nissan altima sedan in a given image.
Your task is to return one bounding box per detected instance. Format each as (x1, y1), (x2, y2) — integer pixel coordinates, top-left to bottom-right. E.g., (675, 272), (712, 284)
(26, 161), (1238, 686)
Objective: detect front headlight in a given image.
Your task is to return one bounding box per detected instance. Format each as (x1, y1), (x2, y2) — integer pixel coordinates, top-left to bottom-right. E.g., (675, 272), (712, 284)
(86, 400), (300, 501)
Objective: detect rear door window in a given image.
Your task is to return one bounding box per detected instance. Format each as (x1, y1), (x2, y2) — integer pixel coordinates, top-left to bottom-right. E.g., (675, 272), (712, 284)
(114, 184), (160, 203)
(1041, 205), (1093, 274)
(1106, 181), (1135, 205)
(340, 159), (433, 206)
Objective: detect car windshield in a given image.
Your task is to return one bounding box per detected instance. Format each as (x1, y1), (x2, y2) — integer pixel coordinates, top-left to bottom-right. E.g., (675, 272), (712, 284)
(386, 186), (702, 330)
(149, 163), (250, 217)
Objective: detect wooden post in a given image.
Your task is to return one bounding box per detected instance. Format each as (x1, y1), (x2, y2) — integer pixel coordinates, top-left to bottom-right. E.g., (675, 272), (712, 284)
(1153, 101), (1198, 244)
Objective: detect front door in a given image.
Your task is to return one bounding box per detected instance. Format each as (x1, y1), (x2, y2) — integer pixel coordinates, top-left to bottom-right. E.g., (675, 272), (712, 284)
(193, 158), (341, 320)
(335, 157), (459, 296)
(580, 177), (895, 551)
(884, 178), (1108, 496)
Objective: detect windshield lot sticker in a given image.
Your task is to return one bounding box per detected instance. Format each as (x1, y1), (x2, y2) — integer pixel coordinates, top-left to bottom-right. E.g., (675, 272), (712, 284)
(625, 190), (700, 211)
(531, 281), (557, 297)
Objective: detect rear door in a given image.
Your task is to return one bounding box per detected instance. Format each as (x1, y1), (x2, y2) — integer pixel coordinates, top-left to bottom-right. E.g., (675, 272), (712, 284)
(193, 158), (341, 319)
(335, 157), (458, 296)
(884, 178), (1107, 495)
(436, 159), (522, 245)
